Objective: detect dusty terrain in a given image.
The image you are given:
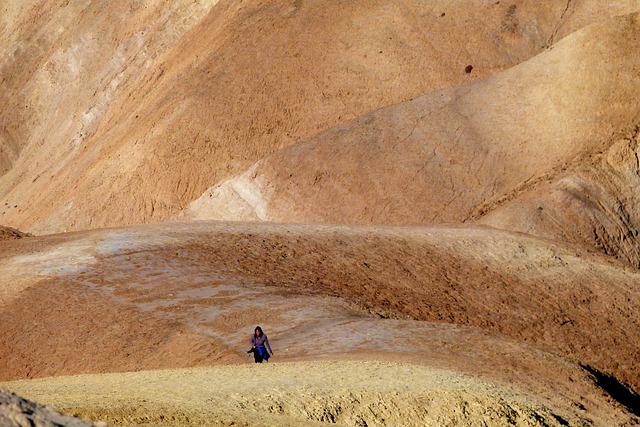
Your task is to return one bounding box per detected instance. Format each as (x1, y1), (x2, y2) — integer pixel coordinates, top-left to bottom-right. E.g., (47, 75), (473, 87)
(2, 361), (595, 427)
(182, 11), (640, 269)
(1, 0), (640, 234)
(3, 1), (640, 426)
(1, 222), (640, 425)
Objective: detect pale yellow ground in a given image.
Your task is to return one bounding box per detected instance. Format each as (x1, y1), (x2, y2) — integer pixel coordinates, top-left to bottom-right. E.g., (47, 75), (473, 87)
(2, 360), (572, 427)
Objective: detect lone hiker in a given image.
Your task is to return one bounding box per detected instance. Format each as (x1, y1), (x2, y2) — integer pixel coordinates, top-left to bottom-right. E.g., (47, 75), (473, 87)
(248, 326), (273, 363)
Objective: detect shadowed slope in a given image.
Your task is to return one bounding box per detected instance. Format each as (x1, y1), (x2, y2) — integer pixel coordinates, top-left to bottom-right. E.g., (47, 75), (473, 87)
(183, 12), (640, 266)
(2, 1), (639, 233)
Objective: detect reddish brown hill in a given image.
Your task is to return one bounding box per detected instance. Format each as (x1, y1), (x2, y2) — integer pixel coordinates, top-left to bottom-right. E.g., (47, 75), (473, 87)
(183, 12), (640, 267)
(2, 1), (639, 234)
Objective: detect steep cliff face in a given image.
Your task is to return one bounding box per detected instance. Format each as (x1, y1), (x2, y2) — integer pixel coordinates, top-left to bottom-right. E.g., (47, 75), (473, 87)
(2, 0), (638, 234)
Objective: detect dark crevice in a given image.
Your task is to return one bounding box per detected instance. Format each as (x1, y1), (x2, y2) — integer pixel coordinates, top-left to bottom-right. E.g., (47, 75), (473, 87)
(551, 413), (570, 426)
(581, 364), (640, 416)
(547, 0), (574, 46)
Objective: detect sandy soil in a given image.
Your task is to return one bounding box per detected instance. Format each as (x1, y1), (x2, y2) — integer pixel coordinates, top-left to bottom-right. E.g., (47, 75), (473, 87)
(0, 361), (602, 426)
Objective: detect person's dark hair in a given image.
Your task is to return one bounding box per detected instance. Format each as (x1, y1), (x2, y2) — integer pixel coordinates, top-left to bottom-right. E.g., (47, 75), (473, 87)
(254, 326), (263, 336)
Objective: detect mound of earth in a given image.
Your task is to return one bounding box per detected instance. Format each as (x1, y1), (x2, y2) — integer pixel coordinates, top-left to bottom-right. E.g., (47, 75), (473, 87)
(0, 226), (28, 240)
(2, 1), (640, 234)
(0, 221), (639, 425)
(182, 12), (640, 268)
(2, 362), (588, 427)
(0, 389), (102, 427)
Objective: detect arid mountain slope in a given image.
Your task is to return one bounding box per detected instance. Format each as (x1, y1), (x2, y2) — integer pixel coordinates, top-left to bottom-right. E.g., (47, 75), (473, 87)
(3, 4), (640, 426)
(183, 12), (640, 266)
(0, 0), (220, 228)
(477, 126), (640, 268)
(0, 222), (639, 425)
(2, 1), (639, 234)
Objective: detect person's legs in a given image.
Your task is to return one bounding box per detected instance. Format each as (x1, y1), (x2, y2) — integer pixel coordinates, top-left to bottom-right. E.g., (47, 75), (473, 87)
(256, 347), (269, 363)
(253, 349), (263, 363)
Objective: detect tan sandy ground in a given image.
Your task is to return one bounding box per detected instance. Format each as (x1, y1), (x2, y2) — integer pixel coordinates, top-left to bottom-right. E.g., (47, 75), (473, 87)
(0, 361), (596, 427)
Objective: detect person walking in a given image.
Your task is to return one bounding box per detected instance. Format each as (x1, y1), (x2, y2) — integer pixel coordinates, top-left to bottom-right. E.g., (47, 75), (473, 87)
(248, 326), (273, 363)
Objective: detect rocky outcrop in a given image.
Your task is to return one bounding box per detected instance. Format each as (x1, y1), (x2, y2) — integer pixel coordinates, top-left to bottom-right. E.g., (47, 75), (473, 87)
(0, 226), (29, 240)
(0, 390), (104, 427)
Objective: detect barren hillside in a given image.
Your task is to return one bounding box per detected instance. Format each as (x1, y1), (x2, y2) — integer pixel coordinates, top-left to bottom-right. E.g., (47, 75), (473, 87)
(1, 221), (640, 425)
(183, 12), (640, 268)
(3, 2), (640, 426)
(1, 0), (640, 233)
